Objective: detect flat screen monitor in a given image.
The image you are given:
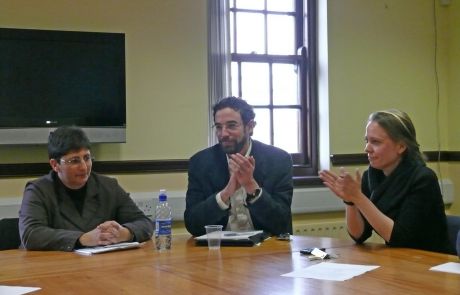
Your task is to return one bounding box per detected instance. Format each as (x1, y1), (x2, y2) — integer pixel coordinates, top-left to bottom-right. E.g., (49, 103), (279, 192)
(0, 27), (126, 144)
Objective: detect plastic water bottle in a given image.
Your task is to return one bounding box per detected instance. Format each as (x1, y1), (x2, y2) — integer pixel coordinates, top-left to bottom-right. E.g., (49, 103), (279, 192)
(154, 189), (172, 251)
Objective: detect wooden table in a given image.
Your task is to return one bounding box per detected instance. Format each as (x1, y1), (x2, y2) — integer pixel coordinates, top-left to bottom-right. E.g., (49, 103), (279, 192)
(0, 235), (459, 294)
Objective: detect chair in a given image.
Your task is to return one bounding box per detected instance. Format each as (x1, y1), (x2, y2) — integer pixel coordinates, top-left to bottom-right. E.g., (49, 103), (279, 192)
(0, 218), (21, 250)
(446, 215), (460, 255)
(457, 231), (460, 258)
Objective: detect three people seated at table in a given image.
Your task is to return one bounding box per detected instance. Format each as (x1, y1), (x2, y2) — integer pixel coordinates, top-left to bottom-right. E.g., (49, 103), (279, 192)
(320, 109), (450, 253)
(16, 102), (454, 255)
(184, 97), (294, 237)
(19, 126), (153, 251)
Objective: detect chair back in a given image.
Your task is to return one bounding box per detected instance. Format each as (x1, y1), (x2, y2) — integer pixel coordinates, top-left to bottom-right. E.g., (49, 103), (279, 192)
(457, 231), (460, 258)
(0, 218), (21, 250)
(446, 215), (460, 255)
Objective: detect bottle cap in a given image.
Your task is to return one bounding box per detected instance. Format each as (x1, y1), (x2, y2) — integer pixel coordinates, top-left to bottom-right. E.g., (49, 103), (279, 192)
(159, 189), (167, 201)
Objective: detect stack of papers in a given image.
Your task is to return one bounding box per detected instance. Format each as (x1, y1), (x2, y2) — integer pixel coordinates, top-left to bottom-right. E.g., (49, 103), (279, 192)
(74, 242), (141, 256)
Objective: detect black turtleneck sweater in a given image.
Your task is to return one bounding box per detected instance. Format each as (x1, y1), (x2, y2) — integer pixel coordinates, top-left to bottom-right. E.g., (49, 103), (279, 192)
(354, 156), (450, 253)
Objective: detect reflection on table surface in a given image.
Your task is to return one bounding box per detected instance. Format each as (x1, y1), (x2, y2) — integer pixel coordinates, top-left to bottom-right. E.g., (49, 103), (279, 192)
(1, 234), (459, 294)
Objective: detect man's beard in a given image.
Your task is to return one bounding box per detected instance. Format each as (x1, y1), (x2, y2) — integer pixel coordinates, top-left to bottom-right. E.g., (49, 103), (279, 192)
(219, 136), (248, 154)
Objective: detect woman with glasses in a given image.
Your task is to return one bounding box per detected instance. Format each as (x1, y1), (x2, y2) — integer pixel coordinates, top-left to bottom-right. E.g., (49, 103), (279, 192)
(19, 126), (153, 251)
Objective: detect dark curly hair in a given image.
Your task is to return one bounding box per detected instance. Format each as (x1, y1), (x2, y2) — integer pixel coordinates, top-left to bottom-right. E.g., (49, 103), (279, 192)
(212, 96), (255, 125)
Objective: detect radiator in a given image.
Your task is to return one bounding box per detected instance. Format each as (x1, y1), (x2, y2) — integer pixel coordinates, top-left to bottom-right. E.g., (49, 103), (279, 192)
(294, 221), (349, 239)
(0, 178), (454, 223)
(294, 221), (385, 244)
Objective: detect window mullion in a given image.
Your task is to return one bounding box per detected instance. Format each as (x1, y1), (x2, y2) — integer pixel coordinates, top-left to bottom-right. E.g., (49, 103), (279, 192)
(269, 62), (274, 145)
(224, 0), (318, 176)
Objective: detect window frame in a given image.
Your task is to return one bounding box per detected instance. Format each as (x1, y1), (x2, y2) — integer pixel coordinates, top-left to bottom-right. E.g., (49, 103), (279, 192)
(228, 0), (319, 184)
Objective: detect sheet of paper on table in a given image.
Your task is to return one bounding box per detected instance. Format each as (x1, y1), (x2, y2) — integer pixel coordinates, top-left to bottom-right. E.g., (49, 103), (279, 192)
(0, 286), (41, 295)
(430, 262), (460, 275)
(281, 262), (380, 281)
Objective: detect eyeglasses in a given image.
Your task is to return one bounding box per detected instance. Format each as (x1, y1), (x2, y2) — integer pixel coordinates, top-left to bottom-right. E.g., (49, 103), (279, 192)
(212, 122), (241, 133)
(59, 155), (94, 166)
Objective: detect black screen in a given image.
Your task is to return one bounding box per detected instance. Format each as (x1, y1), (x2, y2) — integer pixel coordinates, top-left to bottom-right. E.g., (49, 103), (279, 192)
(0, 28), (126, 128)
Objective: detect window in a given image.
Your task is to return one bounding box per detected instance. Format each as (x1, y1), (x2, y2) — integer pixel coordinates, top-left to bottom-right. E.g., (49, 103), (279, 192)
(209, 0), (318, 183)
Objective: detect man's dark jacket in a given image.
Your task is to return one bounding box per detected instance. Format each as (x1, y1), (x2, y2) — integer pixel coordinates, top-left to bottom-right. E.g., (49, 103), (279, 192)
(184, 140), (293, 236)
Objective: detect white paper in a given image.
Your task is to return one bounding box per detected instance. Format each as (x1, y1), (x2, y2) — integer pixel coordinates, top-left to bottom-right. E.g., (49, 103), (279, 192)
(282, 262), (380, 281)
(429, 262), (460, 275)
(74, 242), (141, 255)
(0, 286), (41, 295)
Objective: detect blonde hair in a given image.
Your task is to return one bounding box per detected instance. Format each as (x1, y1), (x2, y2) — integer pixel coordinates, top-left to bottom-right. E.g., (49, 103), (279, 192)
(368, 109), (425, 164)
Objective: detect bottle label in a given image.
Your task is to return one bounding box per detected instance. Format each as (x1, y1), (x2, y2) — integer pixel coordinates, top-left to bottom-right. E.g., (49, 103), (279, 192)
(155, 218), (172, 235)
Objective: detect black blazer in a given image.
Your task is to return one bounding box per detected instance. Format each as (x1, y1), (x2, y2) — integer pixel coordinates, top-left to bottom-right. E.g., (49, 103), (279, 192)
(184, 140), (293, 236)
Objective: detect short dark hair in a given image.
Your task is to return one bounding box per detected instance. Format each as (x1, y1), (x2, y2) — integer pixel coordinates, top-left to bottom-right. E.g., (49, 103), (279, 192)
(212, 96), (255, 125)
(48, 126), (91, 160)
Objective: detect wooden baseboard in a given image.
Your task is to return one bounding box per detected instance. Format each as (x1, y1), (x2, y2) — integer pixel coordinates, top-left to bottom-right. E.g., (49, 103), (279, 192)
(0, 159), (188, 178)
(0, 151), (458, 178)
(330, 151), (460, 166)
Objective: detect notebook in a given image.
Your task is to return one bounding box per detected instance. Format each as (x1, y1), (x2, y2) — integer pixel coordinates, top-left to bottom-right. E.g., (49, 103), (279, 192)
(74, 242), (141, 255)
(194, 230), (270, 247)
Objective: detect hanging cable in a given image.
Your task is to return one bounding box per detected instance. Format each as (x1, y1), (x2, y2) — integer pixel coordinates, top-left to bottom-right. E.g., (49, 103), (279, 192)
(432, 0), (443, 194)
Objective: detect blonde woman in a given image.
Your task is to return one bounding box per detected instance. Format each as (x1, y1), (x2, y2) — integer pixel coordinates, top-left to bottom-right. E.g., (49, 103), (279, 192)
(320, 110), (450, 253)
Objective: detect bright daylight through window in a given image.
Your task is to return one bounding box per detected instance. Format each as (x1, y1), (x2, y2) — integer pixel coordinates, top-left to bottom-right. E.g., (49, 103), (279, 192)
(228, 0), (318, 179)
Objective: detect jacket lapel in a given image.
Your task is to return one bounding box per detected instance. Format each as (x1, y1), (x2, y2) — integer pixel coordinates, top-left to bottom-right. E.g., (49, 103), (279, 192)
(56, 184), (86, 229)
(211, 145), (230, 191)
(250, 140), (266, 186)
(80, 176), (100, 228)
(56, 175), (99, 230)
